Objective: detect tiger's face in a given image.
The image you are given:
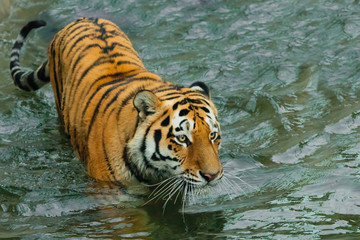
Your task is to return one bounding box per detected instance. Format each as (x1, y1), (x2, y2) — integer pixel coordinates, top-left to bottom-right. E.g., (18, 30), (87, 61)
(128, 82), (223, 192)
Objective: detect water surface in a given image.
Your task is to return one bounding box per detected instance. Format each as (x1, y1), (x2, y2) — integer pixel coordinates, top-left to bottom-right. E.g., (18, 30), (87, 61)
(1, 0), (360, 239)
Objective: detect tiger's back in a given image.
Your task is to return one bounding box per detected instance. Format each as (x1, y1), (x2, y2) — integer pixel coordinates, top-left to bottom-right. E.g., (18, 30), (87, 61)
(10, 17), (223, 191)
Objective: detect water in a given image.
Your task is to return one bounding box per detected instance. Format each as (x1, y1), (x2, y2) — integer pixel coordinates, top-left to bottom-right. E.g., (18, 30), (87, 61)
(1, 0), (360, 238)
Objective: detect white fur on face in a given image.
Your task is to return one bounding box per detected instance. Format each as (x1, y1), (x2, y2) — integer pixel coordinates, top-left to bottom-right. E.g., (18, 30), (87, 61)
(144, 132), (181, 172)
(205, 108), (220, 135)
(172, 113), (194, 144)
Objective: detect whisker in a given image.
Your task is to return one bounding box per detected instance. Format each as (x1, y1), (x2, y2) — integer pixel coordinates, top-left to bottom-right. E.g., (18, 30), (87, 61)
(161, 179), (182, 201)
(189, 183), (195, 205)
(226, 173), (256, 191)
(150, 177), (178, 200)
(230, 177), (250, 195)
(157, 179), (184, 202)
(148, 176), (178, 198)
(162, 180), (184, 214)
(223, 167), (257, 177)
(174, 181), (184, 205)
(211, 182), (221, 196)
(220, 176), (234, 200)
(143, 177), (179, 206)
(192, 184), (197, 203)
(223, 175), (246, 195)
(182, 182), (188, 214)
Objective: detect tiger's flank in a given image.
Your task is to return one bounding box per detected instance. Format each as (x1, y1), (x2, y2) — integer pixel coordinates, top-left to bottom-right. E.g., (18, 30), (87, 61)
(10, 17), (223, 198)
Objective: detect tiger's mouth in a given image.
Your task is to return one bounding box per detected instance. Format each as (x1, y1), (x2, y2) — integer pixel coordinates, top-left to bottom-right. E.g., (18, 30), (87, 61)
(186, 180), (221, 192)
(177, 173), (223, 196)
(146, 174), (221, 200)
(143, 173), (224, 212)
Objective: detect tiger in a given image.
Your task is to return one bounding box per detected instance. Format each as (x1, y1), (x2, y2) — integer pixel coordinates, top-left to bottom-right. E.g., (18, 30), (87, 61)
(9, 17), (223, 195)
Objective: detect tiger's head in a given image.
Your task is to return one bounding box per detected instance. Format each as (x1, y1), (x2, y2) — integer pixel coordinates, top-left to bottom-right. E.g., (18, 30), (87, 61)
(128, 82), (223, 193)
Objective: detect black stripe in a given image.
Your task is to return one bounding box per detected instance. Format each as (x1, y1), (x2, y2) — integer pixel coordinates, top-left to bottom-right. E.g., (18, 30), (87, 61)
(179, 98), (188, 105)
(108, 42), (139, 56)
(66, 25), (90, 43)
(179, 119), (187, 127)
(161, 116), (170, 127)
(36, 61), (50, 82)
(181, 90), (200, 95)
(76, 56), (116, 88)
(117, 60), (143, 68)
(102, 124), (117, 180)
(172, 102), (179, 111)
(10, 60), (19, 68)
(14, 71), (23, 86)
(64, 33), (95, 56)
(170, 139), (181, 146)
(140, 126), (150, 154)
(167, 126), (173, 139)
(51, 46), (62, 112)
(11, 68), (20, 77)
(56, 35), (66, 100)
(196, 112), (205, 121)
(162, 96), (181, 101)
(200, 106), (210, 113)
(154, 86), (179, 93)
(27, 72), (39, 90)
(154, 129), (162, 155)
(151, 129), (179, 162)
(15, 76), (31, 91)
(187, 93), (207, 98)
(63, 20), (84, 35)
(179, 109), (190, 116)
(13, 41), (23, 50)
(10, 62), (20, 73)
(10, 51), (19, 58)
(123, 146), (150, 184)
(163, 91), (181, 97)
(187, 98), (210, 106)
(69, 44), (102, 73)
(119, 89), (139, 114)
(85, 87), (114, 139)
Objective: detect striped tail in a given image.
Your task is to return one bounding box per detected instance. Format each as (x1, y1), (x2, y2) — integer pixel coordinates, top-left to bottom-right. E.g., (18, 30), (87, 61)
(10, 20), (50, 91)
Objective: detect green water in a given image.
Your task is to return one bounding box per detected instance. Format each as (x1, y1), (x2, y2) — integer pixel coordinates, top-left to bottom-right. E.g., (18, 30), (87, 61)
(1, 0), (360, 239)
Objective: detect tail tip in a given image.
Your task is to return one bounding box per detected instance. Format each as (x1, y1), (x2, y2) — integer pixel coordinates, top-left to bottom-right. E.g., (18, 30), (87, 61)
(28, 20), (47, 29)
(19, 20), (47, 40)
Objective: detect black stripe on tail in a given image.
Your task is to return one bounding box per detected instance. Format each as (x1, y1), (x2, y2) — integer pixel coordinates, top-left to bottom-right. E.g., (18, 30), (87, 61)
(10, 20), (50, 91)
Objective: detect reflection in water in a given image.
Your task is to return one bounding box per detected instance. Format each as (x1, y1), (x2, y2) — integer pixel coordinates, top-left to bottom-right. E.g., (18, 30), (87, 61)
(1, 0), (360, 239)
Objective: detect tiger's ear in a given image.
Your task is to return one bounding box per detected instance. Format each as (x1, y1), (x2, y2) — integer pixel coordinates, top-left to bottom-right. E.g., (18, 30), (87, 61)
(133, 90), (160, 120)
(190, 81), (211, 98)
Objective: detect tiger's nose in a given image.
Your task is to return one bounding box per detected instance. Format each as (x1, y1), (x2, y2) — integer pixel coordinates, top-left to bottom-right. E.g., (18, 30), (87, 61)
(199, 171), (220, 182)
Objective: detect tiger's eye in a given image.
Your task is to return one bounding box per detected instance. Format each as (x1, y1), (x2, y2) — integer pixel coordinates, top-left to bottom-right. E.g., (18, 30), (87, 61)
(177, 135), (187, 142)
(210, 132), (217, 140)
